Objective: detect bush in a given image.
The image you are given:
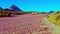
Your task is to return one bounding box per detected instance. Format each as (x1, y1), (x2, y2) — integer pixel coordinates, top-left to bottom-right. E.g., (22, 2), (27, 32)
(48, 11), (54, 14)
(0, 11), (11, 17)
(11, 12), (25, 15)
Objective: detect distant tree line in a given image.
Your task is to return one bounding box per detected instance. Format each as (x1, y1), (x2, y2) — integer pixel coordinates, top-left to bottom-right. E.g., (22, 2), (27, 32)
(0, 10), (25, 17)
(0, 10), (59, 17)
(0, 10), (38, 17)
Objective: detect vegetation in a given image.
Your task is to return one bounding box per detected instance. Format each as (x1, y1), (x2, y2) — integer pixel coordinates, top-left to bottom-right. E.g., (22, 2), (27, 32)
(0, 10), (56, 17)
(48, 11), (54, 14)
(47, 11), (60, 27)
(0, 10), (36, 17)
(0, 10), (11, 17)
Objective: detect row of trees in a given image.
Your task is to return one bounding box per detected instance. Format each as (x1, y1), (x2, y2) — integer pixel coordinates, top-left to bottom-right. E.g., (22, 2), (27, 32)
(0, 10), (59, 17)
(0, 10), (36, 17)
(0, 10), (26, 17)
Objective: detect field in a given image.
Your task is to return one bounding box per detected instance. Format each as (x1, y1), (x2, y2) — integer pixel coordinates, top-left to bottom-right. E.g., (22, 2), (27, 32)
(0, 14), (51, 34)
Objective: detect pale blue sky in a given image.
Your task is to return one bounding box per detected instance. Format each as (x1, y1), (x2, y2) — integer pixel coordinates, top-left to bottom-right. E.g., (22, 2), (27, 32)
(0, 0), (60, 12)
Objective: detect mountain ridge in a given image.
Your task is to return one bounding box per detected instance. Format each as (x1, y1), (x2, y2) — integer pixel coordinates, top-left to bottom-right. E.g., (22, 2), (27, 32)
(0, 5), (22, 12)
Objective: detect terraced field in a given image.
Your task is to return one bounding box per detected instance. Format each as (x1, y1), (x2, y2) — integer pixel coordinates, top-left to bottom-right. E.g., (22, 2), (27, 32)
(0, 14), (51, 34)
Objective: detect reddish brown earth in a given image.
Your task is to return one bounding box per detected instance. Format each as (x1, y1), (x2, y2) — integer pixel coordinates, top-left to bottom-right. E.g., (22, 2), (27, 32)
(0, 14), (51, 34)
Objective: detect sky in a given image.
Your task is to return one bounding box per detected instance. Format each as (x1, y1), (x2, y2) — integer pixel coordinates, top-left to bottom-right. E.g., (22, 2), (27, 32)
(0, 0), (60, 12)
